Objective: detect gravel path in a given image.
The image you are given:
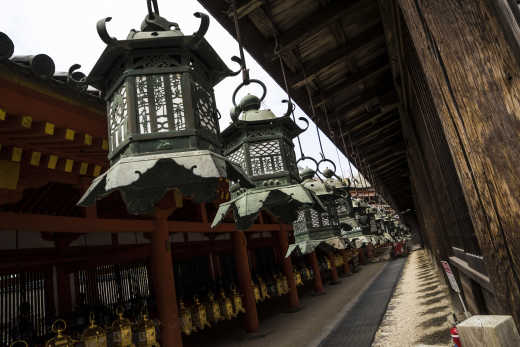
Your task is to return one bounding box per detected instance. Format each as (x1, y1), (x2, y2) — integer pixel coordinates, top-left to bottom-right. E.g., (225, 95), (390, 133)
(372, 249), (454, 347)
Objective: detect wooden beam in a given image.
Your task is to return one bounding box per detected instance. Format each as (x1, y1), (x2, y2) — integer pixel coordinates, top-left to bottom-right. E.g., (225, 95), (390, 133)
(291, 25), (385, 88)
(340, 106), (398, 138)
(0, 212), (286, 233)
(316, 59), (391, 108)
(345, 118), (401, 141)
(346, 103), (399, 132)
(273, 0), (369, 57)
(226, 0), (264, 19)
(328, 85), (394, 121)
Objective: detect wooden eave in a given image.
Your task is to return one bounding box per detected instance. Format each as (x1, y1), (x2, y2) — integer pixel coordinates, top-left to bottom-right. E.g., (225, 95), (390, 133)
(198, 0), (413, 210)
(0, 61), (109, 188)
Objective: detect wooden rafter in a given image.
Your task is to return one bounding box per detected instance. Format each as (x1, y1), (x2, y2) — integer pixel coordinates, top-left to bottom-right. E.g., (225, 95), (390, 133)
(272, 0), (367, 57)
(291, 25), (385, 88)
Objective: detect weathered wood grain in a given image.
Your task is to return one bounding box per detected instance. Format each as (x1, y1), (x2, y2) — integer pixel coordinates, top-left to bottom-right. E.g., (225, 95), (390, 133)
(399, 0), (520, 323)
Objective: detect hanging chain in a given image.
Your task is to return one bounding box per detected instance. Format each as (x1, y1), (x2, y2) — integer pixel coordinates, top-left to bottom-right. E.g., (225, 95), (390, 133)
(268, 9), (306, 160)
(337, 118), (356, 186)
(231, 0), (249, 83)
(302, 75), (326, 158)
(324, 111), (346, 179)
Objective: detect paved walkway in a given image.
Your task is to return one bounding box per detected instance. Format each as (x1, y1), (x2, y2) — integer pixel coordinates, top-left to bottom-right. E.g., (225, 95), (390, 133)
(183, 261), (387, 347)
(319, 257), (406, 347)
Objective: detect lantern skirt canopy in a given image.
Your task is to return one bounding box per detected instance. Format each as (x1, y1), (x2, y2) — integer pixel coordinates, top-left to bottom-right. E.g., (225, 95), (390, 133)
(211, 91), (323, 230)
(78, 7), (253, 214)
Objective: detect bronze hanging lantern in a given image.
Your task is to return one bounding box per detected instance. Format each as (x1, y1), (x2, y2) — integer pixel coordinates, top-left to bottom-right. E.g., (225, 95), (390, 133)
(81, 313), (108, 347)
(45, 320), (78, 347)
(286, 165), (346, 256)
(78, 0), (252, 214)
(109, 309), (134, 347)
(210, 81), (324, 230)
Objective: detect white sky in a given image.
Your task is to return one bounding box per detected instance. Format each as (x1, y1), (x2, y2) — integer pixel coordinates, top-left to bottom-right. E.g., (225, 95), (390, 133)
(1, 0), (367, 181)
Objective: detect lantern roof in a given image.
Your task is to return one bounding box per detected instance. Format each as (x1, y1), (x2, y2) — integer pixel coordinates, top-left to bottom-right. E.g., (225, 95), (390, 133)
(211, 183), (325, 230)
(88, 9), (233, 91)
(301, 176), (332, 197)
(79, 150), (253, 215)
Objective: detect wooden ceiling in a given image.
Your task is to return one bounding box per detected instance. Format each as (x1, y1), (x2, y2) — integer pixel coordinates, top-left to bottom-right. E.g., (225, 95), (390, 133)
(198, 0), (412, 210)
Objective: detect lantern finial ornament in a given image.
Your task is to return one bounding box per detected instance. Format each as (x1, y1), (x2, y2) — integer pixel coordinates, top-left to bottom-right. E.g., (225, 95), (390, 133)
(78, 0), (253, 214)
(210, 80), (324, 230)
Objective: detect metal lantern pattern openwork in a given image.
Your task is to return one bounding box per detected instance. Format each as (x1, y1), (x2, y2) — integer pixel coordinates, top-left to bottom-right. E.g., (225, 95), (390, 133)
(211, 81), (323, 230)
(286, 167), (347, 256)
(78, 0), (252, 214)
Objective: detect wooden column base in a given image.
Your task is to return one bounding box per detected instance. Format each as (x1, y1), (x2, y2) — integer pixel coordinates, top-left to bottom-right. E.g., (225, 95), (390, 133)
(307, 252), (325, 294)
(232, 230), (259, 333)
(152, 194), (183, 347)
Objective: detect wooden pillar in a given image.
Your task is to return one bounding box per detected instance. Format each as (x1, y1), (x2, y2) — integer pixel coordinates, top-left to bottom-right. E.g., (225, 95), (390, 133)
(151, 194), (182, 347)
(306, 252), (325, 294)
(232, 230), (259, 332)
(398, 0), (520, 324)
(277, 225), (300, 310)
(341, 250), (351, 275)
(358, 247), (367, 265)
(55, 265), (72, 315)
(54, 239), (72, 315)
(327, 253), (340, 284)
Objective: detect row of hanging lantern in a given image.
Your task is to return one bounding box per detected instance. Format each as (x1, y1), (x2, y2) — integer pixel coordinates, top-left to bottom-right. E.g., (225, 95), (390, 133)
(74, 0), (409, 260)
(178, 286), (246, 336)
(30, 309), (159, 347)
(73, 0), (360, 255)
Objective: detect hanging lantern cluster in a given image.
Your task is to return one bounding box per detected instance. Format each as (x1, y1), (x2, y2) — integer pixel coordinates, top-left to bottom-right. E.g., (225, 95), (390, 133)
(78, 0), (253, 214)
(285, 163), (350, 257)
(210, 81), (324, 230)
(178, 287), (247, 336)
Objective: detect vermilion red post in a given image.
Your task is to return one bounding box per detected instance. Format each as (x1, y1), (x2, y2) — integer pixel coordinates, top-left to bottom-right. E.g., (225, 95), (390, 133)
(55, 265), (72, 314)
(341, 250), (351, 275)
(307, 251), (324, 294)
(277, 225), (300, 310)
(327, 253), (340, 283)
(232, 230), (259, 332)
(55, 239), (72, 315)
(152, 208), (182, 347)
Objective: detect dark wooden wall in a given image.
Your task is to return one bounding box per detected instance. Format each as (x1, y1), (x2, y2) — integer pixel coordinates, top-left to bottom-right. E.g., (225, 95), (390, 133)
(378, 0), (520, 324)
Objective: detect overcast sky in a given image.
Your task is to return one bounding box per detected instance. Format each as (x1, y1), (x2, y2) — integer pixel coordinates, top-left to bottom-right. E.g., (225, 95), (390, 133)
(1, 0), (367, 181)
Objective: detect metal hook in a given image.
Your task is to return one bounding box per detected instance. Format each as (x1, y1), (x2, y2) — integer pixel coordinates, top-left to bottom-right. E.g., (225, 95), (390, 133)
(296, 117), (310, 131)
(281, 100), (294, 118)
(229, 56), (243, 76)
(317, 158), (337, 177)
(96, 17), (118, 45)
(190, 12), (209, 48)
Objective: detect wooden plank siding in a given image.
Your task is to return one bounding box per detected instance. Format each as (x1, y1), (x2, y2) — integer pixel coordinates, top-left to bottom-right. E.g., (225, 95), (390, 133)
(398, 0), (520, 323)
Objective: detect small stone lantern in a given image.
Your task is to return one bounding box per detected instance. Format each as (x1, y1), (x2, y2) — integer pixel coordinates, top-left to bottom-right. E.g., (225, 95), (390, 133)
(78, 0), (252, 214)
(211, 81), (323, 230)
